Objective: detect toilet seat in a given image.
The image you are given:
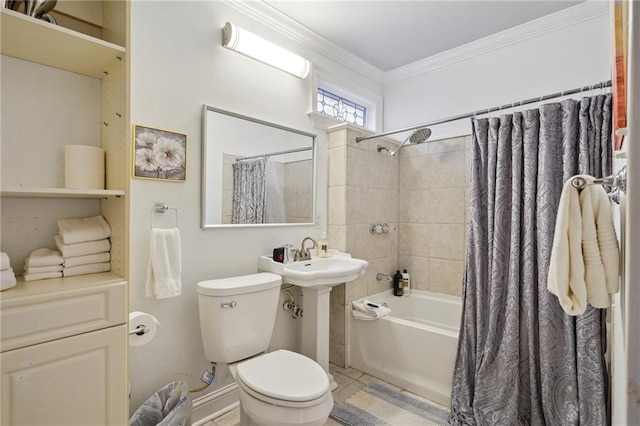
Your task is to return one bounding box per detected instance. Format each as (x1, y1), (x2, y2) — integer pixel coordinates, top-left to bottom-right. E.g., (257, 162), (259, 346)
(236, 350), (331, 407)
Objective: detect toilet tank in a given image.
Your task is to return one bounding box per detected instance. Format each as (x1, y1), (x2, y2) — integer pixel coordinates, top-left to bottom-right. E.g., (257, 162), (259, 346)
(197, 272), (282, 363)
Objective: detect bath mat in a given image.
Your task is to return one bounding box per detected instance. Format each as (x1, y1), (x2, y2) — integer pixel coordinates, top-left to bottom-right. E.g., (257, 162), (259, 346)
(330, 381), (450, 426)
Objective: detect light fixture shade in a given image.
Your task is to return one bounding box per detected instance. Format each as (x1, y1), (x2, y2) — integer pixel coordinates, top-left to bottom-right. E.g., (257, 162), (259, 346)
(222, 22), (311, 79)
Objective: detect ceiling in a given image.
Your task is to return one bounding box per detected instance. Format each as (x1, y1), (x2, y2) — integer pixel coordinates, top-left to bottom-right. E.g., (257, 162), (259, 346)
(264, 1), (584, 71)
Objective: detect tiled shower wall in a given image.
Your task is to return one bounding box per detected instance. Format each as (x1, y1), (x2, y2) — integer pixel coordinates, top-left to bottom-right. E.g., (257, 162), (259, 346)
(398, 136), (471, 297)
(327, 125), (471, 367)
(284, 159), (313, 223)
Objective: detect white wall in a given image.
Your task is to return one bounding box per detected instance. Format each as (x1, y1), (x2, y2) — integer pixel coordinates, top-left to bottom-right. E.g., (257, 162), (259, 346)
(127, 0), (382, 415)
(383, 2), (612, 141)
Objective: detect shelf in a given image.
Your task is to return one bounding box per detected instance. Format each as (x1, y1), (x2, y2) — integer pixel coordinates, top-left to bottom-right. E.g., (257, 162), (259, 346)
(0, 272), (125, 300)
(0, 8), (125, 78)
(1, 187), (125, 199)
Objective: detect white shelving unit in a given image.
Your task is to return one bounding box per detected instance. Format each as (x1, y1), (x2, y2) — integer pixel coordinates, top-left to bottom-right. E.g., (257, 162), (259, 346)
(1, 3), (129, 422)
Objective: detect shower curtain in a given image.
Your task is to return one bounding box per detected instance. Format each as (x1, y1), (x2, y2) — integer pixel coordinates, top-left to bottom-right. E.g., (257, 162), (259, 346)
(232, 158), (267, 224)
(450, 94), (612, 425)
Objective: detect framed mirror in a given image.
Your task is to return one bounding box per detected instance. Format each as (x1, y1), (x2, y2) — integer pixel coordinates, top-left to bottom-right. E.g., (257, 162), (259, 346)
(202, 105), (316, 228)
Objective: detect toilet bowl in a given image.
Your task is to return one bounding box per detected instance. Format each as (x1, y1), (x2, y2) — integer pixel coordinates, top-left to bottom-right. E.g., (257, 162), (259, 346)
(231, 350), (333, 426)
(196, 273), (333, 426)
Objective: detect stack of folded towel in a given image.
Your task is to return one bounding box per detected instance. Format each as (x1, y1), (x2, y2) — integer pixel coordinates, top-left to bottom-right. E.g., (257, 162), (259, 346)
(1, 252), (17, 291)
(351, 299), (391, 321)
(55, 215), (112, 277)
(23, 248), (64, 281)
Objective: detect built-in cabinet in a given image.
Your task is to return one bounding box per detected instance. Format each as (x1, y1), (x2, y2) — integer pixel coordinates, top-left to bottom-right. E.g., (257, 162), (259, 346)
(1, 1), (129, 422)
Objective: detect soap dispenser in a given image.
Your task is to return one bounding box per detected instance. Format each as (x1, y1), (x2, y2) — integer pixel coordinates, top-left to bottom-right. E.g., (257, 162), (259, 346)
(317, 232), (329, 258)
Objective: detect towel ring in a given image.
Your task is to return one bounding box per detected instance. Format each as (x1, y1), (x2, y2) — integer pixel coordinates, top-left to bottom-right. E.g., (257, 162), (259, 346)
(151, 202), (178, 228)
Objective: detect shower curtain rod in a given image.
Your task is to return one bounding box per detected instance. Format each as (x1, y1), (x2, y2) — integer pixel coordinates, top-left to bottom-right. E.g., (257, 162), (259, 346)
(236, 146), (312, 161)
(356, 79), (612, 143)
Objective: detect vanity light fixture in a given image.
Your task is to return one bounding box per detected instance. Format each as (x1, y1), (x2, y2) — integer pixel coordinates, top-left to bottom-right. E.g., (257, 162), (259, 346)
(222, 22), (311, 79)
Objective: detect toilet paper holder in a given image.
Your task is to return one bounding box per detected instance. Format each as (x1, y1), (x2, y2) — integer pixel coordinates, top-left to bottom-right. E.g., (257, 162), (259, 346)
(129, 325), (149, 336)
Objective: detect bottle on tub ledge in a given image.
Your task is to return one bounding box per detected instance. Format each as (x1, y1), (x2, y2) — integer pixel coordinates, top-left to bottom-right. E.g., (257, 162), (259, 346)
(393, 270), (403, 296)
(401, 269), (411, 296)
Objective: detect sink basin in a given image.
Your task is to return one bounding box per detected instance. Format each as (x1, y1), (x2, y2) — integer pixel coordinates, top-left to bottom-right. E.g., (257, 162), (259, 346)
(258, 250), (367, 287)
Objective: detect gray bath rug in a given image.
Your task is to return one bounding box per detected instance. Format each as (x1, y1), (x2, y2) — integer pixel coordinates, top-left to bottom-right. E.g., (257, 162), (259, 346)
(330, 381), (450, 425)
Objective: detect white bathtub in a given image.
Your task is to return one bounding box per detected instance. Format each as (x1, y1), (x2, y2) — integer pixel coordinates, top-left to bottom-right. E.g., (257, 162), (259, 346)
(349, 290), (462, 407)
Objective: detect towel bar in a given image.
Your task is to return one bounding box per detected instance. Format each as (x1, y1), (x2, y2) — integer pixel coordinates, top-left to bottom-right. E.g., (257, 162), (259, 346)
(151, 202), (178, 228)
(570, 166), (627, 204)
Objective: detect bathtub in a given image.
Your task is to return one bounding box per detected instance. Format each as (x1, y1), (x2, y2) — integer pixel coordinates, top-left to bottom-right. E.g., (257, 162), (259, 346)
(349, 290), (462, 407)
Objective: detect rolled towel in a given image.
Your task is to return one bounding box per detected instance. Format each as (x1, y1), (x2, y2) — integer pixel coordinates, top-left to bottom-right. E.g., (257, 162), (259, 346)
(24, 248), (63, 268)
(63, 262), (111, 277)
(1, 268), (17, 290)
(1, 252), (11, 270)
(351, 299), (391, 320)
(55, 235), (111, 258)
(57, 215), (111, 244)
(23, 271), (62, 282)
(63, 252), (111, 268)
(24, 264), (63, 274)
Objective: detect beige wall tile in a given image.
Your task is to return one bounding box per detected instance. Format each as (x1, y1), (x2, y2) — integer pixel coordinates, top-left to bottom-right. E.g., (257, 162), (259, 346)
(331, 283), (345, 304)
(346, 225), (371, 259)
(329, 341), (346, 367)
(398, 223), (429, 256)
(328, 186), (346, 225)
(330, 302), (346, 344)
(424, 188), (465, 224)
(429, 258), (464, 296)
(222, 163), (233, 191)
(345, 275), (368, 302)
(427, 136), (465, 154)
(369, 151), (398, 190)
(296, 193), (312, 219)
(328, 225), (347, 252)
(368, 188), (398, 224)
(399, 154), (427, 191)
(406, 189), (431, 223)
(346, 186), (369, 225)
(465, 150), (472, 186)
(422, 151), (466, 189)
(346, 147), (369, 188)
(429, 224), (465, 260)
(328, 129), (347, 148)
(328, 147), (346, 187)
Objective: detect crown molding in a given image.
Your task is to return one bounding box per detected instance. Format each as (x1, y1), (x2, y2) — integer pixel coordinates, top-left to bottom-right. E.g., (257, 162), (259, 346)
(222, 0), (385, 84)
(384, 1), (610, 84)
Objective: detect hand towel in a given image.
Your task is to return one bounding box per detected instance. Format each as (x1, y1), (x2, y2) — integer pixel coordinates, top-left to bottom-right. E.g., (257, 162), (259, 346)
(55, 235), (110, 258)
(580, 185), (620, 307)
(351, 299), (391, 320)
(1, 252), (11, 270)
(63, 252), (111, 268)
(1, 268), (17, 290)
(547, 175), (620, 315)
(57, 215), (111, 244)
(63, 262), (111, 277)
(24, 248), (63, 267)
(24, 264), (64, 274)
(23, 271), (62, 282)
(146, 228), (182, 299)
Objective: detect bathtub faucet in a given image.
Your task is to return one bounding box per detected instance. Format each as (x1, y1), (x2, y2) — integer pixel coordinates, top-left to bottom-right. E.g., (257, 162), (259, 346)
(376, 273), (392, 282)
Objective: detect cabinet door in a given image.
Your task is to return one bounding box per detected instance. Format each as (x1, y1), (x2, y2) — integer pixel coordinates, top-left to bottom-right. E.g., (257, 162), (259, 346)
(1, 325), (127, 425)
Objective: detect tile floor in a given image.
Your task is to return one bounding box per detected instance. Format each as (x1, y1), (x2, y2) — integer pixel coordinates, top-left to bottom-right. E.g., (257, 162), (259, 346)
(207, 363), (446, 426)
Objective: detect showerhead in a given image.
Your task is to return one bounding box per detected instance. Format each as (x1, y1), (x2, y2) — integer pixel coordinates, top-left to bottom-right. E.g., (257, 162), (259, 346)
(377, 127), (432, 156)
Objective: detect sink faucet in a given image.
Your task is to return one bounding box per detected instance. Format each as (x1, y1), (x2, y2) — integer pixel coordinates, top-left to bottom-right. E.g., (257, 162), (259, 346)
(296, 237), (317, 261)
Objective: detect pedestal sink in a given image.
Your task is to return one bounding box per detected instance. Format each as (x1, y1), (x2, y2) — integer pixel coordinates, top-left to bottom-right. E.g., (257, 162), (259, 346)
(258, 250), (367, 390)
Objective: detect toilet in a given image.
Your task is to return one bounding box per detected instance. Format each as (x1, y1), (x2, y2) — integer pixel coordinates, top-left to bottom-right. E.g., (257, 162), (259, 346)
(197, 272), (333, 426)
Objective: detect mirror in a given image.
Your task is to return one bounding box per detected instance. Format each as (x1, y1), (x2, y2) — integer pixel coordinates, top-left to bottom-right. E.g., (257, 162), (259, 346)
(202, 105), (316, 228)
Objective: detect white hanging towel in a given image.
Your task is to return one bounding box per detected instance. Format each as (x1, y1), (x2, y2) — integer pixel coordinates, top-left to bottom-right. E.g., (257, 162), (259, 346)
(547, 175), (620, 316)
(146, 228), (182, 299)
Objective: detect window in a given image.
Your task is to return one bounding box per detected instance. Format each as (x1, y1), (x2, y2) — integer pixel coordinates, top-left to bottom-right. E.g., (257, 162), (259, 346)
(317, 88), (366, 127)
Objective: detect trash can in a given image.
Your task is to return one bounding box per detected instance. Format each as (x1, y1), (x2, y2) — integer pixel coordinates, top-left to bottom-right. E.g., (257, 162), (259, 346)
(130, 381), (192, 426)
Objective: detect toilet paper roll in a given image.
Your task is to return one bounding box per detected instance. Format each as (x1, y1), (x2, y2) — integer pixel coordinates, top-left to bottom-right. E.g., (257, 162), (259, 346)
(65, 145), (105, 189)
(129, 311), (160, 347)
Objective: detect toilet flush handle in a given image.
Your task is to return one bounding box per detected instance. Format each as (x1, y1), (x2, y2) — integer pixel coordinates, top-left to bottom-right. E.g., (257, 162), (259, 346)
(221, 301), (237, 308)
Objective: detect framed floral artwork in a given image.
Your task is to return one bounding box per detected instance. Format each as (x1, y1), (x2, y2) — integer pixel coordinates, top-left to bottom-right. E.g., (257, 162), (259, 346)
(133, 124), (187, 181)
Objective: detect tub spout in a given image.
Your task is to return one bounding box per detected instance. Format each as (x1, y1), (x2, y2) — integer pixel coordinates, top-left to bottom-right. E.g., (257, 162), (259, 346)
(376, 273), (392, 281)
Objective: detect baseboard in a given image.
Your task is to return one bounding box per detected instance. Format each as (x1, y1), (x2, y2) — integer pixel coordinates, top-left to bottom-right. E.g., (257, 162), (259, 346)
(190, 383), (239, 426)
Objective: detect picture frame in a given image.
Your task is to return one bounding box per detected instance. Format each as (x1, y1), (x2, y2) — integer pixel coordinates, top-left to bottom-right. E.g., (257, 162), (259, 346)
(133, 124), (187, 181)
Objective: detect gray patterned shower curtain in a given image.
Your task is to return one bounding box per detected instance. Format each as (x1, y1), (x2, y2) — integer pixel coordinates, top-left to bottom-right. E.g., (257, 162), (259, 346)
(232, 158), (267, 224)
(450, 94), (612, 425)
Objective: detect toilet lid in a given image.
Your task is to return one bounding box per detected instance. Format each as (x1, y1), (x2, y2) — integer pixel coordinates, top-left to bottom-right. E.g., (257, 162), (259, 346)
(236, 350), (330, 402)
